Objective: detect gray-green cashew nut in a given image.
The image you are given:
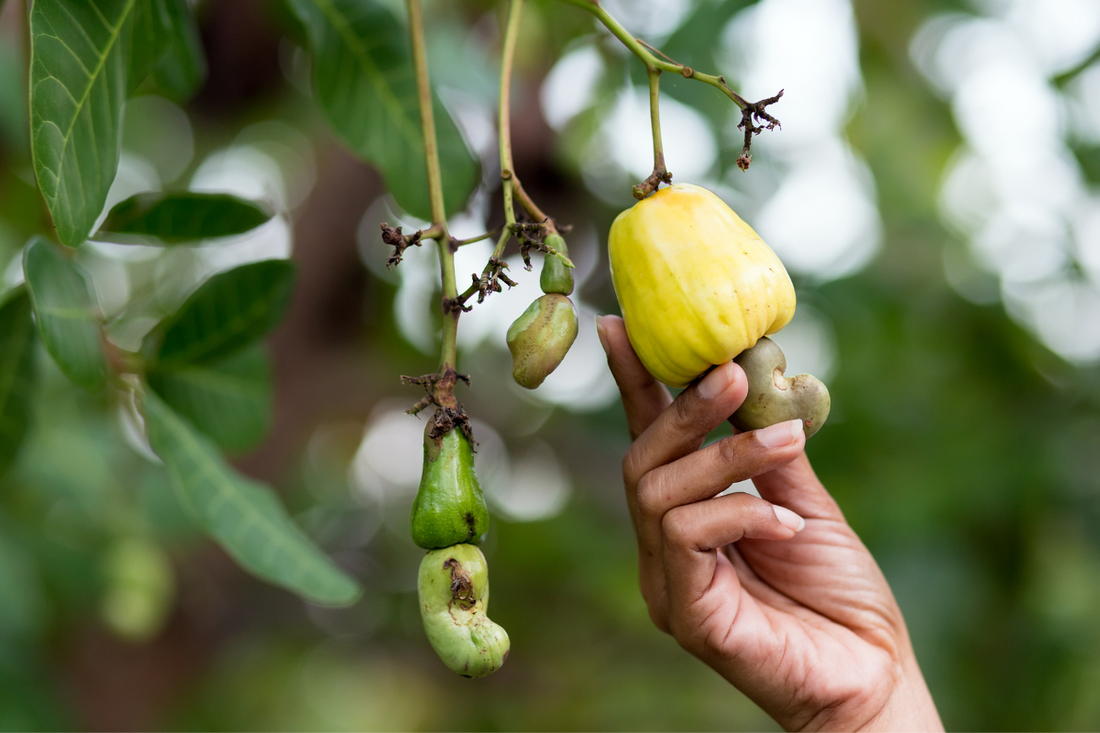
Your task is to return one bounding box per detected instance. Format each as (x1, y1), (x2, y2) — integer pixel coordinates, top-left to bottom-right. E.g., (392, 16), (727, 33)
(730, 337), (830, 438)
(418, 543), (510, 678)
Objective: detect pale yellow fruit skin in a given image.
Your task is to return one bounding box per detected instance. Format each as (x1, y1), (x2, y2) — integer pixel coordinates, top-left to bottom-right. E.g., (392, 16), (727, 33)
(609, 183), (796, 388)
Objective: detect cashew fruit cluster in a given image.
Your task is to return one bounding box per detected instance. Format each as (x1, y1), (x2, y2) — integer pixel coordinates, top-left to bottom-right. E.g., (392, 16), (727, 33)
(507, 234), (578, 389)
(609, 183), (830, 436)
(411, 425), (509, 675)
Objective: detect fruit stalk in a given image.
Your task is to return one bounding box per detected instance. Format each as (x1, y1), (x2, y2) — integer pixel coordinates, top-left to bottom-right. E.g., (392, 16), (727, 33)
(557, 0), (783, 171)
(499, 0), (560, 236)
(632, 68), (673, 199)
(407, 0), (458, 373)
(499, 0), (522, 231)
(556, 0), (751, 108)
(648, 68), (665, 174)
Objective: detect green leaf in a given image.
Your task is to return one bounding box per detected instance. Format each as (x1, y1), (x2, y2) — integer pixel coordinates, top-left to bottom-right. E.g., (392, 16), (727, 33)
(287, 0), (480, 220)
(30, 0), (136, 247)
(97, 192), (274, 244)
(146, 259), (296, 368)
(142, 391), (361, 606)
(130, 0), (207, 101)
(0, 287), (37, 477)
(147, 345), (273, 453)
(22, 237), (107, 391)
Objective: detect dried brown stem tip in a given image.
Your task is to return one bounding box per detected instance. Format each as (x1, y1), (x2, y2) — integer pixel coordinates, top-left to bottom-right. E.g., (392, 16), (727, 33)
(381, 223), (424, 268)
(632, 167), (674, 200)
(400, 369), (475, 444)
(512, 221), (552, 271)
(443, 294), (473, 314)
(736, 89), (784, 171)
(477, 256), (517, 304)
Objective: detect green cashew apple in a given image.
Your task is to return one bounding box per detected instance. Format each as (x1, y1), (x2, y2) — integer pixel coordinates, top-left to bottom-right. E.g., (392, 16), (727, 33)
(507, 293), (578, 389)
(418, 543), (509, 677)
(540, 234), (574, 295)
(100, 537), (175, 641)
(410, 426), (490, 550)
(730, 337), (830, 438)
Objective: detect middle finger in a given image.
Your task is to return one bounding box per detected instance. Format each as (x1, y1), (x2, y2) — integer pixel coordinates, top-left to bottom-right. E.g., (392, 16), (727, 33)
(635, 419), (806, 563)
(622, 360), (749, 501)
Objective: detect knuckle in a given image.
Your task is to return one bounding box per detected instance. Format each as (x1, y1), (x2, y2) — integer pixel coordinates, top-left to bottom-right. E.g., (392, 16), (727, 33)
(725, 489), (757, 510)
(671, 394), (707, 432)
(717, 434), (743, 465)
(718, 434), (762, 477)
(635, 473), (664, 519)
(622, 449), (644, 486)
(661, 507), (693, 548)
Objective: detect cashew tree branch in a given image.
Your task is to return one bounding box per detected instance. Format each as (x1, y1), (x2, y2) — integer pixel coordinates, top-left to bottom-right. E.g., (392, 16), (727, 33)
(558, 0), (783, 174)
(405, 0), (467, 427)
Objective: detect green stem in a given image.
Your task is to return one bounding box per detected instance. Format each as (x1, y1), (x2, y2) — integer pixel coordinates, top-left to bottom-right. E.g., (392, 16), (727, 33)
(498, 0), (559, 235)
(499, 0), (522, 180)
(408, 0), (447, 225)
(407, 0), (458, 373)
(558, 0), (751, 110)
(499, 0), (523, 233)
(512, 178), (555, 230)
(648, 69), (665, 173)
(454, 229), (501, 247)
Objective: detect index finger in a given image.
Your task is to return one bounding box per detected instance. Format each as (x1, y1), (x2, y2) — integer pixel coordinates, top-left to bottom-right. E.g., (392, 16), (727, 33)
(597, 315), (671, 440)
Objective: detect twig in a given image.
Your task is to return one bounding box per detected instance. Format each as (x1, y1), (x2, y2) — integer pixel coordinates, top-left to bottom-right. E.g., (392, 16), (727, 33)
(406, 0), (463, 418)
(559, 0), (783, 171)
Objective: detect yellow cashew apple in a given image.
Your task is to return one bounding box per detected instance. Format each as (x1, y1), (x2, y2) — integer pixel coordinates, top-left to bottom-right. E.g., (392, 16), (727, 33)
(608, 183), (796, 388)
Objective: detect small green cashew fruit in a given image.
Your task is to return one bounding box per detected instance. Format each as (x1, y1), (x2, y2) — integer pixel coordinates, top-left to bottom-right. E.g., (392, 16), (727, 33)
(418, 543), (510, 677)
(540, 234), (574, 295)
(507, 293), (578, 389)
(730, 337), (831, 438)
(100, 537), (175, 641)
(410, 426), (490, 550)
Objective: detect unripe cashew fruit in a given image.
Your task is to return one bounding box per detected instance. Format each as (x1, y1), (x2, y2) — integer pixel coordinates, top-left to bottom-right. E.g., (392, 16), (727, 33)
(507, 293), (578, 389)
(418, 543), (510, 677)
(100, 537), (175, 641)
(608, 183), (796, 389)
(540, 234), (574, 295)
(731, 337), (830, 438)
(410, 426), (490, 550)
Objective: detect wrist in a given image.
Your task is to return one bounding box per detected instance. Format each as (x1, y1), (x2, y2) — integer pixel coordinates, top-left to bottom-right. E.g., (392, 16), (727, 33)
(801, 656), (942, 733)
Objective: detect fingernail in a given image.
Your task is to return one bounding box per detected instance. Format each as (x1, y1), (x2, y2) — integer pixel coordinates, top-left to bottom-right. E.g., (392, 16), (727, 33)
(698, 361), (733, 399)
(595, 315), (610, 356)
(773, 505), (805, 532)
(756, 419), (803, 448)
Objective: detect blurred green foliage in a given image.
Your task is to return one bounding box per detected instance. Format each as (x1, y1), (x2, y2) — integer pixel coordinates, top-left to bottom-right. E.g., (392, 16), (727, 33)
(1, 0), (1100, 730)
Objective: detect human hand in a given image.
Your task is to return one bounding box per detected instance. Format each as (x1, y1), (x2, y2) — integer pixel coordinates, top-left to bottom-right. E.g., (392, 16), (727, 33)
(596, 315), (943, 732)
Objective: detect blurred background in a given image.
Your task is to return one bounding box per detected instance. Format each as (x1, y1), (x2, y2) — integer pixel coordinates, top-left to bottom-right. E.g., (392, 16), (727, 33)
(2, 0), (1100, 729)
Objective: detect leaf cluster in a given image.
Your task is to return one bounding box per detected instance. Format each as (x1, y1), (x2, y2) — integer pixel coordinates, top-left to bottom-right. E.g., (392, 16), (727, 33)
(2, 0), (367, 608)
